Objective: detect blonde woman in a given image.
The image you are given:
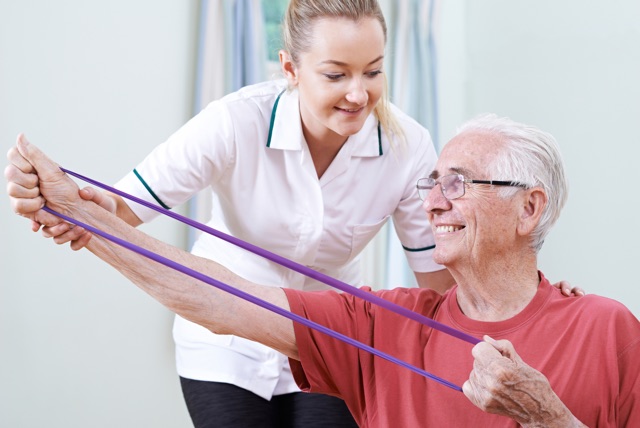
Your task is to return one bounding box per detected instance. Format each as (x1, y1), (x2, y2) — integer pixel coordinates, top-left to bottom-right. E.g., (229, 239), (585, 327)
(34, 0), (449, 426)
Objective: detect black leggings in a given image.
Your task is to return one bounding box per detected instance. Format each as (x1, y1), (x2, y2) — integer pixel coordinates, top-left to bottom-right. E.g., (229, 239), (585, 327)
(180, 377), (358, 428)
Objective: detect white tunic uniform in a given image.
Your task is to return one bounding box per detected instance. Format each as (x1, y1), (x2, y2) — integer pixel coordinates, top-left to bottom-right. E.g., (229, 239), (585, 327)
(116, 79), (441, 400)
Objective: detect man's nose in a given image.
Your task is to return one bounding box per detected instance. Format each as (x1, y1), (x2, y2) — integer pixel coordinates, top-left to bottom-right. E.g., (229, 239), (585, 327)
(424, 183), (451, 213)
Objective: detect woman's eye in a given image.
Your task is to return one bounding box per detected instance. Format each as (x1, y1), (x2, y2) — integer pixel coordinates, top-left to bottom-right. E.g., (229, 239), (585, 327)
(323, 74), (343, 81)
(366, 70), (383, 78)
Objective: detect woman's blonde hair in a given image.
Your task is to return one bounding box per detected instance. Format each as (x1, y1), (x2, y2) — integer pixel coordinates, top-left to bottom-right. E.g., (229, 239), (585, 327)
(282, 0), (404, 145)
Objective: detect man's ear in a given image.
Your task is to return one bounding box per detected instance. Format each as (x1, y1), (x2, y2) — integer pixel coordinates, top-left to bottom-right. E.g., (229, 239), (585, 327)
(517, 187), (547, 236)
(279, 50), (298, 86)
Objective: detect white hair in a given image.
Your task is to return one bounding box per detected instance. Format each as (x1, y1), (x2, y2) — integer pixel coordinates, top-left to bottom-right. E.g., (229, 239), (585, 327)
(456, 113), (568, 252)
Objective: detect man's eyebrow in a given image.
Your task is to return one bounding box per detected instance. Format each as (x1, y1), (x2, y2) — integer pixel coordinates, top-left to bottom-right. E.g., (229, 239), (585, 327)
(450, 167), (474, 176)
(429, 167), (474, 180)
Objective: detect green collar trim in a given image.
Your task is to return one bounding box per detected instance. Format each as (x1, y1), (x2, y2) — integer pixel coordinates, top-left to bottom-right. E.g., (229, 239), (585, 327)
(266, 89), (286, 148)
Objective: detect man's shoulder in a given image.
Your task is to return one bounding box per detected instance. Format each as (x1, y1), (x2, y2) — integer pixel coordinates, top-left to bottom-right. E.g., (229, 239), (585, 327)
(549, 288), (634, 315)
(374, 286), (445, 314)
(546, 288), (640, 338)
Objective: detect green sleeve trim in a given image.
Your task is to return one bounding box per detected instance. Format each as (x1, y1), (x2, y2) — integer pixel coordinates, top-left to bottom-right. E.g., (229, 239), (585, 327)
(402, 244), (436, 252)
(133, 168), (171, 210)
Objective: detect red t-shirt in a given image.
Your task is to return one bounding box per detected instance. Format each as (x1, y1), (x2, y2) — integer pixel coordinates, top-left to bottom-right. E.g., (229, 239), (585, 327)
(285, 272), (640, 427)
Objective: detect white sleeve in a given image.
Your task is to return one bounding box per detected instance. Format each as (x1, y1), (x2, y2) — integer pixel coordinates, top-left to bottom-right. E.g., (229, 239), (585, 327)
(391, 126), (443, 273)
(115, 100), (236, 223)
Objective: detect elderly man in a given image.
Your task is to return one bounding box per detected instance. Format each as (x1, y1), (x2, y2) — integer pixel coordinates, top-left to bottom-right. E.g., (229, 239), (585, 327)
(6, 114), (639, 427)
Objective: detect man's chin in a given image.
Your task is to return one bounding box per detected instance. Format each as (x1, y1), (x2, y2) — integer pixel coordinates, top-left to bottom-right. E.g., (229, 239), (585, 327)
(432, 250), (452, 267)
(432, 255), (446, 266)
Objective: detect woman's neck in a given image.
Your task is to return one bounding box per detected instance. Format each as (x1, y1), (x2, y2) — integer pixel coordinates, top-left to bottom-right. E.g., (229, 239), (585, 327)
(304, 129), (348, 179)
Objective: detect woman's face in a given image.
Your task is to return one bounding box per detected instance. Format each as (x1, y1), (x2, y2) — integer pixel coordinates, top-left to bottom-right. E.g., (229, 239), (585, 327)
(283, 17), (386, 146)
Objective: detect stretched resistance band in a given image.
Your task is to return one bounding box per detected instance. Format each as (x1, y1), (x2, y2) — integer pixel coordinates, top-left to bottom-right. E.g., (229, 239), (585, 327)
(43, 205), (462, 391)
(50, 168), (483, 391)
(60, 167), (480, 346)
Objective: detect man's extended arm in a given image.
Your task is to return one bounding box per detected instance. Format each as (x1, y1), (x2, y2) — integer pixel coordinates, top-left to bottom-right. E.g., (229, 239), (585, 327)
(6, 135), (298, 360)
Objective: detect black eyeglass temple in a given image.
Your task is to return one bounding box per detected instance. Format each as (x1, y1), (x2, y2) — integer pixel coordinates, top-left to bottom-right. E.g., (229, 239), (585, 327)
(469, 179), (527, 188)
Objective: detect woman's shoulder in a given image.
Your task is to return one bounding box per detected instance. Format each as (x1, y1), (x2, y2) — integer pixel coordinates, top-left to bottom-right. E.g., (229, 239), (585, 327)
(386, 103), (434, 148)
(224, 79), (289, 104)
(198, 80), (289, 126)
(388, 103), (428, 131)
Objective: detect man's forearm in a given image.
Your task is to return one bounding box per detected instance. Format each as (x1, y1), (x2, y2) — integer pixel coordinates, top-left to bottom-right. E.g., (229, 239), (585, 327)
(70, 199), (298, 359)
(6, 136), (295, 360)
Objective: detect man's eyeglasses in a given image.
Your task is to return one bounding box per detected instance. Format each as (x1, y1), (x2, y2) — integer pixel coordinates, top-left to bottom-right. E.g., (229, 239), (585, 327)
(416, 174), (528, 201)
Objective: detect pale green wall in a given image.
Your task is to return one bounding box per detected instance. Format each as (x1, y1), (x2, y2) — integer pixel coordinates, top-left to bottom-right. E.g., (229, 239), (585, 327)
(438, 0), (640, 316)
(1, 1), (197, 426)
(1, 1), (638, 427)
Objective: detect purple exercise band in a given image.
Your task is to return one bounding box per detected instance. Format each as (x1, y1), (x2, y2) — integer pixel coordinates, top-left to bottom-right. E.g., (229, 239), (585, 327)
(44, 167), (488, 391)
(41, 205), (462, 392)
(60, 167), (481, 346)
